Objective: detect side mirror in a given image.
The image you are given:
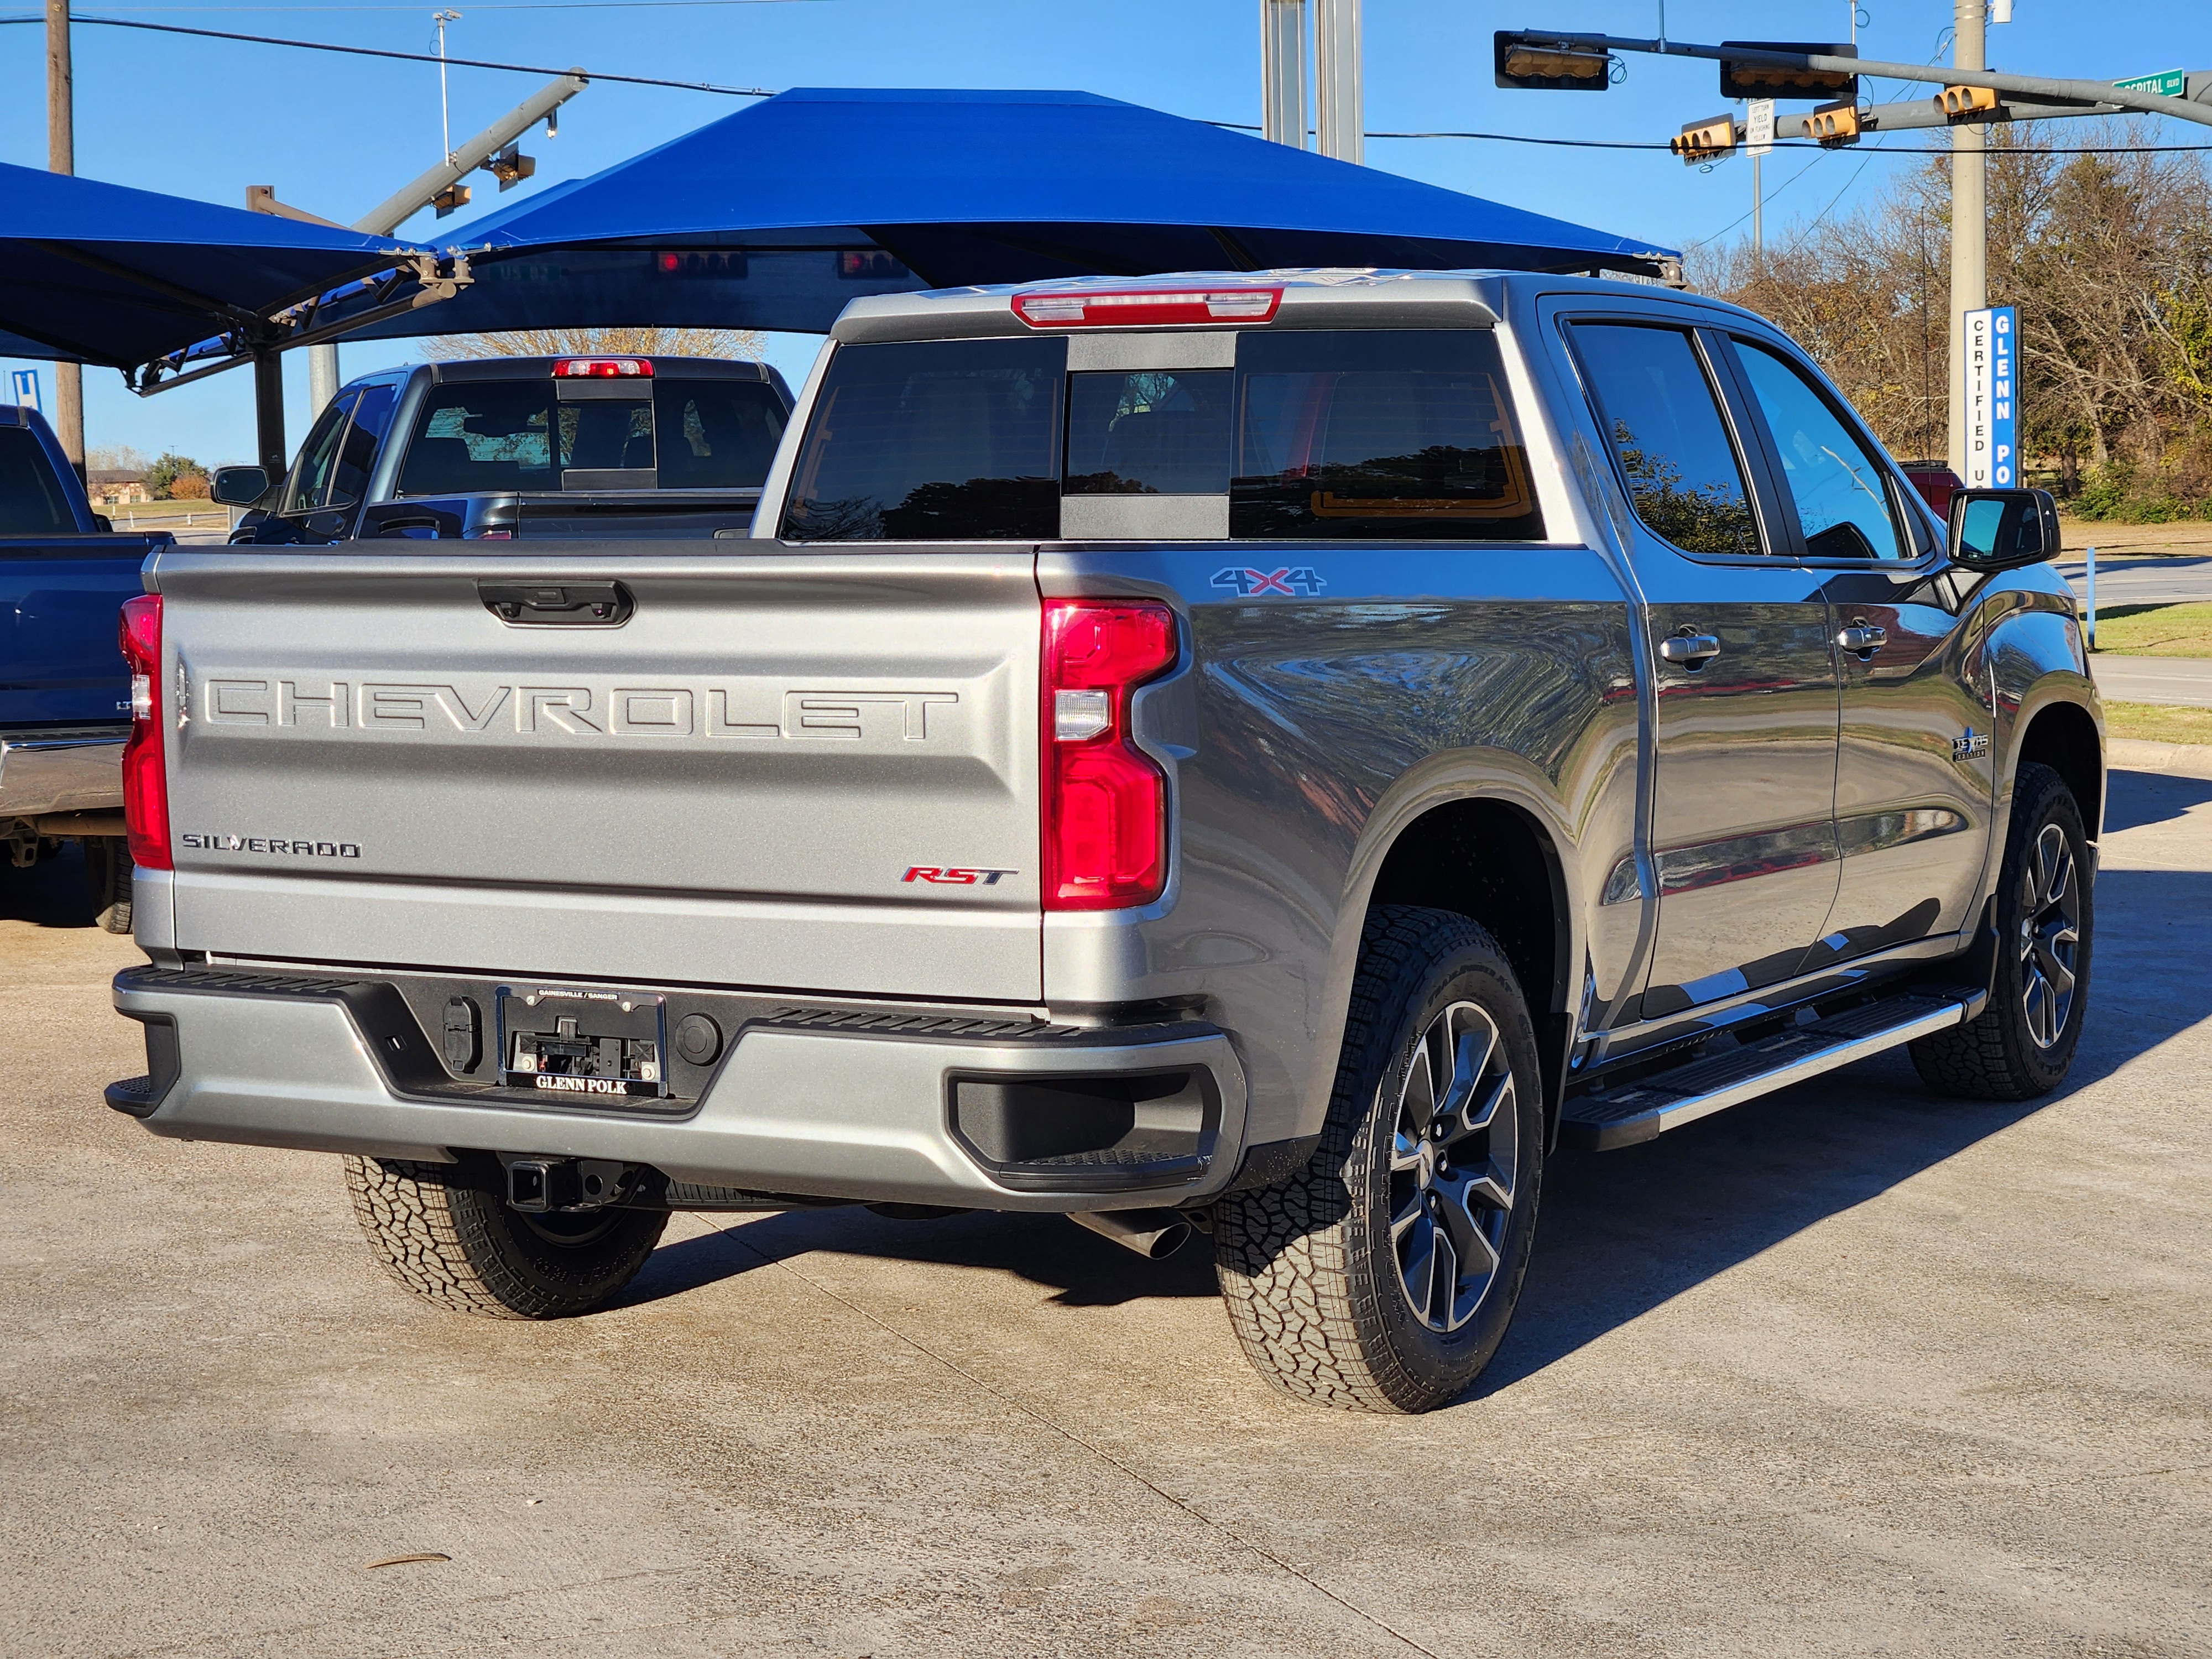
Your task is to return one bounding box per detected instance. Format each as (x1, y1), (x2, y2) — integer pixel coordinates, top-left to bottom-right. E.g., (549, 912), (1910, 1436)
(210, 465), (270, 507)
(1947, 487), (2060, 570)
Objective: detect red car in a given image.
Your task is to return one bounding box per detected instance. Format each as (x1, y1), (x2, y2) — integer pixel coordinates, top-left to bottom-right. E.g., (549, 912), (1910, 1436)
(1898, 462), (1964, 517)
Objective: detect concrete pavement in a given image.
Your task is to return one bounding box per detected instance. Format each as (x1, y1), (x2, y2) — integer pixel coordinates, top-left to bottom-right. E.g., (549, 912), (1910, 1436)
(2057, 554), (2212, 609)
(3, 778), (2209, 1658)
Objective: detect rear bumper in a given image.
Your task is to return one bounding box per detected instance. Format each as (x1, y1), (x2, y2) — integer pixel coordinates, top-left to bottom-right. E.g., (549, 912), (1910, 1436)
(108, 967), (1250, 1212)
(0, 726), (126, 824)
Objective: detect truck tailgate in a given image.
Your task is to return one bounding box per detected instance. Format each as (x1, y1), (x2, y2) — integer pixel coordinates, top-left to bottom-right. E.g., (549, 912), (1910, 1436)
(153, 546), (1043, 1001)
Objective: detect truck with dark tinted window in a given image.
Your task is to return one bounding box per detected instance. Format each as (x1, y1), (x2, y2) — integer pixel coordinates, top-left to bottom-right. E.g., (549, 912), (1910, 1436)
(1, 401), (170, 929)
(216, 353), (792, 542)
(109, 273), (2099, 1411)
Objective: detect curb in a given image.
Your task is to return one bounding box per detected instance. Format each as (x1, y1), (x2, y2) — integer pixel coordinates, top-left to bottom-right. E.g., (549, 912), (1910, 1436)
(2109, 737), (2212, 780)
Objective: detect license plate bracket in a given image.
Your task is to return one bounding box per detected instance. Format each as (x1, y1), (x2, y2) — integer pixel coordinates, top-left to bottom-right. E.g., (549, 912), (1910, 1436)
(495, 985), (668, 1100)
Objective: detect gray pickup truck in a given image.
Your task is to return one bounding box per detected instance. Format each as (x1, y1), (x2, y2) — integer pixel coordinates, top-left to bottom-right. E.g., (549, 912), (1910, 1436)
(107, 272), (2100, 1413)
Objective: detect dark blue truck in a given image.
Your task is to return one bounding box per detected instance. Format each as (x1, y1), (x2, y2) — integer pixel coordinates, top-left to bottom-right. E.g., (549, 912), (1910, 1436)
(1, 403), (169, 930)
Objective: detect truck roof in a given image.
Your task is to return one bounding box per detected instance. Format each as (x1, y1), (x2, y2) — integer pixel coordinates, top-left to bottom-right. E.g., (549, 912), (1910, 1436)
(830, 267), (1712, 345)
(426, 354), (782, 385)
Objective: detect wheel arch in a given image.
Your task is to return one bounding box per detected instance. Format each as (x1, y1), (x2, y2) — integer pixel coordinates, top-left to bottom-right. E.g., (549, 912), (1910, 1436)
(2015, 695), (2104, 840)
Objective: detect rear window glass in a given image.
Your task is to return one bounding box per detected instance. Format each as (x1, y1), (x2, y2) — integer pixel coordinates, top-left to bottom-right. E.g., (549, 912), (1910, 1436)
(1231, 331), (1545, 540)
(655, 380), (787, 489)
(0, 427), (77, 534)
(1065, 369), (1232, 495)
(397, 383), (670, 495)
(781, 338), (1063, 540)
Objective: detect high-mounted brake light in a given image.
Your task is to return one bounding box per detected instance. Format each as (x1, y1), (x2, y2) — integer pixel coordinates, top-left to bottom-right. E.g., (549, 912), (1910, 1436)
(1041, 600), (1178, 911)
(1012, 289), (1282, 330)
(552, 357), (653, 378)
(118, 593), (170, 873)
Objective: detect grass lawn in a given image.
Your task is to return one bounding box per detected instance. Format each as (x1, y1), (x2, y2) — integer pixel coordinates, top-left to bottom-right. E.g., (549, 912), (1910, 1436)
(2104, 701), (2212, 747)
(2086, 603), (2212, 658)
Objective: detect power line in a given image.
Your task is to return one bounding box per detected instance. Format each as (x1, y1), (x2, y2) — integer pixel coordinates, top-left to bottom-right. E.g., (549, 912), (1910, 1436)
(0, 13), (776, 92)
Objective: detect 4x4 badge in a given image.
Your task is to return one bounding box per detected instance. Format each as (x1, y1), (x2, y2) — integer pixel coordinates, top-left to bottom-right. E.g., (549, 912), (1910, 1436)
(1213, 566), (1327, 597)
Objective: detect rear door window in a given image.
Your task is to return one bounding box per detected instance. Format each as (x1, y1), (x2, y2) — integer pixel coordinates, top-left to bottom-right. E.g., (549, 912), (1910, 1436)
(1569, 323), (1762, 558)
(655, 379), (787, 489)
(781, 338), (1063, 540)
(328, 382), (399, 508)
(1230, 331), (1545, 540)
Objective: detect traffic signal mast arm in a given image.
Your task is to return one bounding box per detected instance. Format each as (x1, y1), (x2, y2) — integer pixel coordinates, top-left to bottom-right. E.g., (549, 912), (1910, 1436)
(1503, 32), (2212, 131)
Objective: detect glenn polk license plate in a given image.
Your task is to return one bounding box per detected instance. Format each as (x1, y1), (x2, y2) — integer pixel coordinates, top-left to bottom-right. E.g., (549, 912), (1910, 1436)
(497, 985), (667, 1099)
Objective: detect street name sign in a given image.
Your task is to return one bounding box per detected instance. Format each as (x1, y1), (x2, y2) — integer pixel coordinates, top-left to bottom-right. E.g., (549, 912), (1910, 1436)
(1963, 306), (2018, 490)
(2114, 69), (2186, 98)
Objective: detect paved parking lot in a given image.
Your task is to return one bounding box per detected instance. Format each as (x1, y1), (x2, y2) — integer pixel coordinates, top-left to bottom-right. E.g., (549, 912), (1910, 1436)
(4, 771), (2209, 1658)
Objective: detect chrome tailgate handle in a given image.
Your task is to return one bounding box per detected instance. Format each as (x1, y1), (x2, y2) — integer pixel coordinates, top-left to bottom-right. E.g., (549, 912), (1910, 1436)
(478, 580), (633, 627)
(1657, 632), (1721, 667)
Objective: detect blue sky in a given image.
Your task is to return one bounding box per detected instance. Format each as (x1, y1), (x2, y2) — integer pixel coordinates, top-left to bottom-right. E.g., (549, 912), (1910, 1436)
(3, 0), (2205, 466)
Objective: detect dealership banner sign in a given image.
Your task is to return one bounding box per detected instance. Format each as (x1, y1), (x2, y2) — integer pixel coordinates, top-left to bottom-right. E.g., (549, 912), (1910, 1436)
(1963, 305), (2018, 489)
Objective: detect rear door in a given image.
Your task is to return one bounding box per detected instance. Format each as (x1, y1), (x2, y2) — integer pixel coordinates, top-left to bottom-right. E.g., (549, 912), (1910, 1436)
(1563, 314), (1843, 1019)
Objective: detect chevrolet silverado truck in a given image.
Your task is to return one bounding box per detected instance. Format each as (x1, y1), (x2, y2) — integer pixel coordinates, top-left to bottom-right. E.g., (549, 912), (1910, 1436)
(1, 401), (171, 930)
(107, 272), (2100, 1412)
(213, 353), (792, 542)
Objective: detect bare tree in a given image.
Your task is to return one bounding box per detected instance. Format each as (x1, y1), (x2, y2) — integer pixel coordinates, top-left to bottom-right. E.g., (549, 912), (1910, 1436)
(421, 325), (766, 362)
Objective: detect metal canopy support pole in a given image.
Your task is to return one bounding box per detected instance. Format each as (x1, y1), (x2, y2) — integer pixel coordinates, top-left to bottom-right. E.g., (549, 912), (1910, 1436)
(1314, 0), (1361, 163)
(1949, 0), (1987, 477)
(45, 0), (84, 481)
(1260, 0), (1307, 149)
(252, 351), (286, 480)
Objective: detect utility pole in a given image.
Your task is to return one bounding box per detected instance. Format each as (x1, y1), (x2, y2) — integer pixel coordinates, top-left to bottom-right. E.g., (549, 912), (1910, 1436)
(1260, 0), (1307, 148)
(1314, 0), (1362, 163)
(45, 0), (85, 481)
(1948, 0), (1987, 478)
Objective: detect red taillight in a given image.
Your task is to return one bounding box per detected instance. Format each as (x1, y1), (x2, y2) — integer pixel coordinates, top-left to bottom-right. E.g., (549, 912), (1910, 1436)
(118, 593), (170, 872)
(552, 357), (653, 378)
(1042, 600), (1178, 911)
(1011, 288), (1282, 330)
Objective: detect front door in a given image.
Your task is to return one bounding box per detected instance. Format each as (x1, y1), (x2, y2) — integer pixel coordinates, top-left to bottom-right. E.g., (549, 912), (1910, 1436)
(1725, 336), (1995, 965)
(1566, 319), (1843, 1021)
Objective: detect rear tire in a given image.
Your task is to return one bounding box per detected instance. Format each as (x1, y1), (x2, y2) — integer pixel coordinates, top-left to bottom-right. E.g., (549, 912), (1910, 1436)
(85, 837), (133, 935)
(1212, 906), (1546, 1413)
(344, 1153), (666, 1318)
(1911, 761), (2093, 1100)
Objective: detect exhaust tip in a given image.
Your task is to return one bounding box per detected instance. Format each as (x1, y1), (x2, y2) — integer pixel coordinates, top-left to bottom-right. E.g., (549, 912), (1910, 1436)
(1068, 1207), (1193, 1260)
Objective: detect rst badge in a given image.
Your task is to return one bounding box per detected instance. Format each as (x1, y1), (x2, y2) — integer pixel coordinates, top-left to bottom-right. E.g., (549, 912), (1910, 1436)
(903, 866), (1018, 886)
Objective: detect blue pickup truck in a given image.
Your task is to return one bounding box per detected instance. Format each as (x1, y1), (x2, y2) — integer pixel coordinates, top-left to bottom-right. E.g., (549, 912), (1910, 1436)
(1, 403), (170, 930)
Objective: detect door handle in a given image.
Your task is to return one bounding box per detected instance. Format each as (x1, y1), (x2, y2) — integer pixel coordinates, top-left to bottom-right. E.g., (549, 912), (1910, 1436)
(1657, 632), (1722, 667)
(1837, 622), (1888, 655)
(478, 580), (634, 627)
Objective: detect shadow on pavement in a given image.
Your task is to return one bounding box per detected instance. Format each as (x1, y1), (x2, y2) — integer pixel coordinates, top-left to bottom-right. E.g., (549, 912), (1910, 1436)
(0, 843), (97, 928)
(624, 774), (2212, 1360)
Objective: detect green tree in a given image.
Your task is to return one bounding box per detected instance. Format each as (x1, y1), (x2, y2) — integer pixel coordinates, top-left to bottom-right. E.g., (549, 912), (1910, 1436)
(142, 452), (207, 500)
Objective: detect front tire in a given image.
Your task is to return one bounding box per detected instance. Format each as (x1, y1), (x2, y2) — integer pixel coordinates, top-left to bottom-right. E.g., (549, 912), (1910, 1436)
(1212, 906), (1546, 1413)
(1911, 761), (2093, 1100)
(85, 837), (133, 935)
(344, 1154), (666, 1318)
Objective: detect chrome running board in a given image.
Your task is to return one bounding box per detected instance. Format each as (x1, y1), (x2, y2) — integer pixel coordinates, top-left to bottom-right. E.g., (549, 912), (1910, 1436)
(1559, 990), (1983, 1152)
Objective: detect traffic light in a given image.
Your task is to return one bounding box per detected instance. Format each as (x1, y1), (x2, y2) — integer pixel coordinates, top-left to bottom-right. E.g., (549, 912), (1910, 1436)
(432, 183), (472, 218)
(1806, 100), (1863, 146)
(488, 142), (536, 191)
(1494, 33), (1612, 91)
(1670, 114), (1739, 163)
(1939, 84), (2002, 117)
(1719, 41), (1858, 102)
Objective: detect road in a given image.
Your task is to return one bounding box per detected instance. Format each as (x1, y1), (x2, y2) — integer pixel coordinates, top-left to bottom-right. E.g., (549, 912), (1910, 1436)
(2055, 554), (2212, 609)
(2093, 655), (2212, 708)
(3, 773), (2209, 1658)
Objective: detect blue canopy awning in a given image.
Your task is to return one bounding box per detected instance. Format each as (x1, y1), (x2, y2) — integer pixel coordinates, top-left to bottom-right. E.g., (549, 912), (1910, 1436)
(343, 87), (1675, 341)
(0, 161), (431, 369)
